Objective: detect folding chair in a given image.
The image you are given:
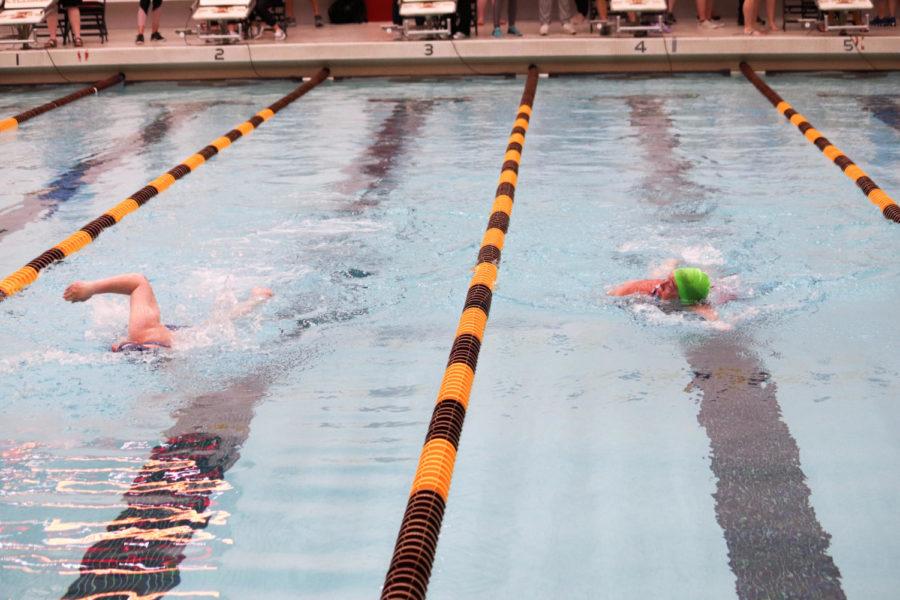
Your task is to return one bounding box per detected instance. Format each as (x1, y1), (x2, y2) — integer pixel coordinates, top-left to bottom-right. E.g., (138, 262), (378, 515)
(398, 0), (456, 39)
(0, 0), (53, 48)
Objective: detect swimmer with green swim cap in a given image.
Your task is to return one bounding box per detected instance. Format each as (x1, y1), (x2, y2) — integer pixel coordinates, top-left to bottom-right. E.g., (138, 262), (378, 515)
(608, 262), (718, 321)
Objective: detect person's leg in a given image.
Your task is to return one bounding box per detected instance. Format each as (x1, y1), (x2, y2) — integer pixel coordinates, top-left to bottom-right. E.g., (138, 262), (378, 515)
(151, 0), (163, 34)
(45, 8), (60, 45)
(742, 0), (756, 31)
(493, 0), (502, 28)
(309, 0), (323, 25)
(558, 0), (573, 23)
(68, 6), (81, 40)
(539, 0), (551, 24)
(765, 0), (776, 29)
(596, 0), (607, 19)
(508, 0), (517, 26)
(137, 0), (149, 36)
(477, 0), (487, 24)
(666, 0), (676, 20)
(456, 0), (472, 35)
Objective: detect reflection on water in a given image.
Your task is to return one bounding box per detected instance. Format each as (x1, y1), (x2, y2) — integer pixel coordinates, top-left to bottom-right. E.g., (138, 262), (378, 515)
(61, 374), (266, 599)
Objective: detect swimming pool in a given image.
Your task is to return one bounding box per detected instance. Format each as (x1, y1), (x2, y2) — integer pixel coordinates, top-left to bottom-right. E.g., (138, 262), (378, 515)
(1, 72), (898, 599)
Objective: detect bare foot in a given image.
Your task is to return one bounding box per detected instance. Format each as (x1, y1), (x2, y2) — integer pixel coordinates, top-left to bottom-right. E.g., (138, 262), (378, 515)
(63, 281), (94, 302)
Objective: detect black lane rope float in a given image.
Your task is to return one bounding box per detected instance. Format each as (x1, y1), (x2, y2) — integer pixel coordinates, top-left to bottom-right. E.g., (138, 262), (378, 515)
(381, 64), (539, 600)
(739, 62), (899, 224)
(0, 68), (330, 301)
(0, 73), (125, 133)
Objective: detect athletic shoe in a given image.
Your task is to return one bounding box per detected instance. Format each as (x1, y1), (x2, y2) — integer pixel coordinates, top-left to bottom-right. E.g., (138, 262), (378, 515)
(251, 23), (264, 39)
(452, 31), (467, 39)
(150, 31), (164, 41)
(887, 17), (896, 26)
(135, 33), (144, 44)
(563, 21), (577, 34)
(539, 23), (549, 35)
(315, 14), (324, 27)
(698, 19), (717, 29)
(664, 11), (676, 23)
(492, 26), (503, 37)
(274, 28), (286, 40)
(507, 25), (523, 35)
(712, 19), (725, 28)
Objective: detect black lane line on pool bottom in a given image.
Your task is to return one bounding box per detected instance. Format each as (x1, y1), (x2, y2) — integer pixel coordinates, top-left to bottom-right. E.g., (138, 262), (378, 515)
(686, 336), (846, 600)
(625, 96), (844, 598)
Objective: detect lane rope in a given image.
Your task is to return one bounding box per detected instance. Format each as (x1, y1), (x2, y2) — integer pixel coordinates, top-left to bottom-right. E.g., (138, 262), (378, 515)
(739, 61), (899, 224)
(0, 68), (330, 301)
(0, 72), (125, 133)
(380, 64), (539, 600)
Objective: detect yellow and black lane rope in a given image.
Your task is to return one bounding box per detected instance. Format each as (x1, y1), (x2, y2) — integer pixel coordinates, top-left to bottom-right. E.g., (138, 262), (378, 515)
(0, 73), (125, 133)
(381, 65), (539, 600)
(0, 68), (330, 301)
(740, 62), (899, 224)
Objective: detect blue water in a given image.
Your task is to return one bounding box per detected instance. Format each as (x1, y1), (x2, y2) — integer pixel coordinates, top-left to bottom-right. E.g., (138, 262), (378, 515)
(1, 73), (898, 599)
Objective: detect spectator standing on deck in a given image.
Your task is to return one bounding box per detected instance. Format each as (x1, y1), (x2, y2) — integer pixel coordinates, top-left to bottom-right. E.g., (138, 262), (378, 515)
(492, 0), (522, 35)
(741, 0), (774, 33)
(44, 0), (82, 47)
(452, 0), (472, 37)
(873, 0), (896, 25)
(696, 0), (723, 28)
(539, 0), (577, 33)
(254, 0), (288, 39)
(285, 0), (325, 27)
(135, 0), (164, 44)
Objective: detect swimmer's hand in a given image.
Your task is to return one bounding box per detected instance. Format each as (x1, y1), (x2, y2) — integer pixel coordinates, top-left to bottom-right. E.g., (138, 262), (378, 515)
(63, 281), (94, 302)
(251, 287), (273, 300)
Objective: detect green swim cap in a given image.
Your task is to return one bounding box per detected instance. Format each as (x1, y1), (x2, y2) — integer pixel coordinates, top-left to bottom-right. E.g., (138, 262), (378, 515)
(673, 268), (710, 305)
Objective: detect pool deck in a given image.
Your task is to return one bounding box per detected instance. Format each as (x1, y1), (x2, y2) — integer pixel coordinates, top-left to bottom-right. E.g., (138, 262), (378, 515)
(1, 20), (899, 83)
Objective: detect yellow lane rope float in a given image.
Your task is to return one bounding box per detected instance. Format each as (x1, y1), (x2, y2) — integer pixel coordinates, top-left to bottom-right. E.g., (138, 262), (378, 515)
(0, 73), (125, 133)
(0, 68), (330, 301)
(739, 62), (899, 224)
(380, 64), (540, 600)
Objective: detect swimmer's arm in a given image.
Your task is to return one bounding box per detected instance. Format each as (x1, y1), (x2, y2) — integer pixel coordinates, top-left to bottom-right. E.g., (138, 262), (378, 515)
(690, 303), (719, 321)
(64, 273), (147, 302)
(607, 280), (653, 297)
(228, 287), (274, 318)
(649, 258), (679, 279)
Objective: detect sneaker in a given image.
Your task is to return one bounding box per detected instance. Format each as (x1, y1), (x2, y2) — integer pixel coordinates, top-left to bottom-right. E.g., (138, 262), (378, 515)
(539, 22), (549, 35)
(562, 21), (577, 34)
(712, 19), (725, 28)
(150, 31), (164, 41)
(887, 16), (896, 26)
(598, 22), (610, 35)
(274, 28), (286, 40)
(661, 22), (671, 32)
(492, 26), (503, 37)
(286, 16), (296, 26)
(507, 25), (523, 35)
(315, 14), (324, 27)
(135, 33), (144, 45)
(452, 31), (467, 39)
(251, 23), (264, 39)
(665, 11), (677, 23)
(698, 19), (717, 29)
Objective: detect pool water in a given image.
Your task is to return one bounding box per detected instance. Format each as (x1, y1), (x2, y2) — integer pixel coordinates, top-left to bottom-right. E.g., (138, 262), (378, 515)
(1, 73), (898, 599)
